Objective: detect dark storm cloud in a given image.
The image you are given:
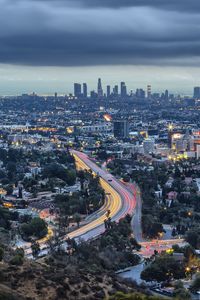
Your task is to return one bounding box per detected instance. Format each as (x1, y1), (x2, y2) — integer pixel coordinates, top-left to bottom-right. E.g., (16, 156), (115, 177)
(69, 0), (200, 11)
(33, 0), (200, 12)
(0, 0), (200, 66)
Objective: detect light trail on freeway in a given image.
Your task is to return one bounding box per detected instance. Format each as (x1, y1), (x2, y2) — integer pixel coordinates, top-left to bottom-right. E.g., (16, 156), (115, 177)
(23, 150), (136, 256)
(69, 151), (185, 255)
(67, 150), (137, 241)
(23, 150), (185, 257)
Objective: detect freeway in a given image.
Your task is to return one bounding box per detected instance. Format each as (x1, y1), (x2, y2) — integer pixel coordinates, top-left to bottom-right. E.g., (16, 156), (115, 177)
(68, 151), (185, 254)
(22, 150), (136, 256)
(23, 150), (185, 257)
(121, 181), (143, 242)
(67, 150), (137, 241)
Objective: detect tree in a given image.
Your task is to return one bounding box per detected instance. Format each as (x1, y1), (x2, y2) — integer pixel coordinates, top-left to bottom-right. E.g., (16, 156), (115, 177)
(123, 175), (130, 182)
(171, 228), (176, 237)
(0, 247), (4, 261)
(173, 281), (191, 300)
(77, 170), (85, 190)
(10, 248), (24, 266)
(18, 186), (23, 199)
(174, 167), (181, 178)
(142, 215), (164, 238)
(141, 254), (185, 282)
(4, 184), (13, 196)
(97, 150), (108, 160)
(47, 235), (60, 255)
(73, 213), (81, 227)
(21, 217), (48, 239)
(31, 241), (40, 258)
(57, 214), (69, 237)
(185, 228), (200, 249)
(43, 163), (76, 185)
(7, 162), (16, 173)
(0, 170), (6, 179)
(10, 255), (24, 266)
(174, 288), (191, 300)
(190, 274), (200, 293)
(54, 194), (70, 214)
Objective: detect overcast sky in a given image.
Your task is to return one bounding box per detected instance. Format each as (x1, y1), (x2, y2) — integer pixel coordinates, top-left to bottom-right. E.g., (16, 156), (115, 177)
(0, 0), (200, 95)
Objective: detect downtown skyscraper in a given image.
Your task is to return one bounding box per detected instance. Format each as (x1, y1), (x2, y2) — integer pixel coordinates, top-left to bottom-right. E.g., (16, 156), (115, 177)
(83, 83), (87, 98)
(97, 78), (103, 98)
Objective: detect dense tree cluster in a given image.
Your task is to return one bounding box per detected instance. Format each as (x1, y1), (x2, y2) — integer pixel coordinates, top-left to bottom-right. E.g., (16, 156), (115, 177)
(20, 217), (48, 240)
(48, 215), (140, 272)
(43, 163), (76, 186)
(0, 148), (76, 193)
(141, 254), (186, 282)
(54, 171), (105, 219)
(190, 274), (200, 293)
(0, 207), (18, 230)
(100, 215), (140, 252)
(185, 228), (200, 249)
(9, 248), (25, 266)
(142, 215), (164, 239)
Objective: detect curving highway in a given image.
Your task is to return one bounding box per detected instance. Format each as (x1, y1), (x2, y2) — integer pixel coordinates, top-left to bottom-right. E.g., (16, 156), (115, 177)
(68, 150), (137, 241)
(23, 150), (184, 258)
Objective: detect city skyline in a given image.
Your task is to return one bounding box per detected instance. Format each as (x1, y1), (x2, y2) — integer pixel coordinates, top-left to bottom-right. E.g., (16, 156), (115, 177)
(1, 65), (200, 96)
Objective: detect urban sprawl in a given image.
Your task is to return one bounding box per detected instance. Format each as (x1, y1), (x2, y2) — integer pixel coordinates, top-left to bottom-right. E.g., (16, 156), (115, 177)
(0, 79), (200, 299)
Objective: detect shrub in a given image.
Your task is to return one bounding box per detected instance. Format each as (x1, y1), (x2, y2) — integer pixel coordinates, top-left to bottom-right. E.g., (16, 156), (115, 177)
(0, 247), (4, 261)
(10, 255), (24, 266)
